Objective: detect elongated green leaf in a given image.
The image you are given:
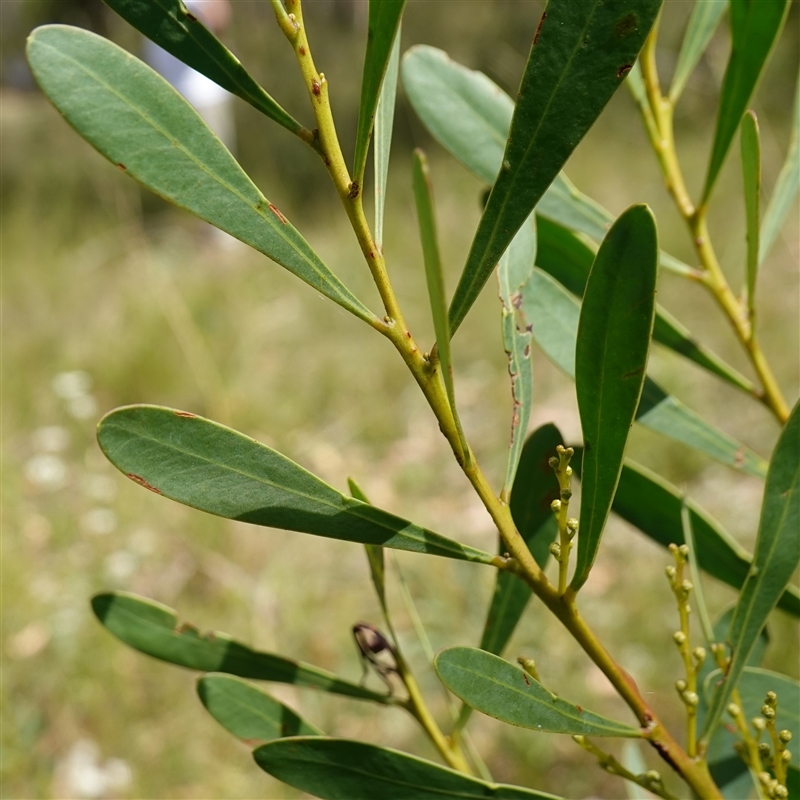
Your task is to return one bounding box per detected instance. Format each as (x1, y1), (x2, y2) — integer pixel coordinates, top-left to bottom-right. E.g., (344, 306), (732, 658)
(91, 592), (391, 703)
(348, 478), (388, 620)
(741, 111), (761, 321)
(401, 45), (750, 388)
(702, 0), (790, 203)
(703, 668), (799, 796)
(374, 30), (401, 249)
(498, 216), (537, 497)
(680, 495), (715, 644)
(254, 737), (564, 799)
(536, 217), (756, 396)
(669, 0), (728, 103)
(98, 405), (499, 565)
(702, 400), (800, 741)
(570, 452), (800, 616)
(353, 0), (406, 185)
(102, 0), (304, 135)
(435, 647), (640, 737)
(479, 425), (561, 656)
(760, 64), (800, 264)
(527, 268), (769, 479)
(412, 150), (454, 399)
(412, 150), (468, 459)
(26, 25), (376, 325)
(449, 0), (662, 334)
(197, 674), (323, 743)
(571, 205), (658, 591)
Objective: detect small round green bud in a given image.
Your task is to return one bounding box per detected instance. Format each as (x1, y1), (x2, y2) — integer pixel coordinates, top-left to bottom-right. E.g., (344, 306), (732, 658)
(779, 730), (792, 743)
(560, 488), (572, 501)
(565, 466), (573, 477)
(762, 705), (776, 720)
(758, 772), (772, 786)
(681, 579), (693, 593)
(682, 691), (699, 707)
(548, 457), (560, 470)
(673, 631), (686, 646)
(549, 542), (561, 559)
(644, 770), (661, 783)
(758, 742), (771, 757)
(693, 647), (706, 664)
(564, 447), (574, 457)
(665, 565), (677, 579)
(668, 543), (678, 554)
(752, 717), (767, 731)
(567, 518), (579, 532)
(550, 499), (561, 513)
(781, 749), (791, 763)
(675, 679), (687, 692)
(765, 691), (777, 707)
(727, 703), (741, 718)
(774, 785), (788, 799)
(678, 544), (689, 558)
(572, 734), (585, 745)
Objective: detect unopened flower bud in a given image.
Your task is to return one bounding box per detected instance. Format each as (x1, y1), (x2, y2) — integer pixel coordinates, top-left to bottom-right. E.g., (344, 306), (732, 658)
(550, 499), (561, 513)
(564, 447), (574, 458)
(682, 691), (699, 707)
(675, 679), (687, 692)
(548, 456), (559, 470)
(665, 565), (676, 580)
(572, 734), (586, 745)
(560, 487), (572, 501)
(727, 703), (741, 718)
(681, 579), (693, 593)
(774, 785), (788, 799)
(693, 647), (706, 664)
(565, 466), (573, 477)
(645, 770), (661, 783)
(781, 749), (792, 764)
(758, 772), (771, 786)
(762, 705), (776, 720)
(765, 691), (777, 707)
(567, 518), (578, 531)
(673, 631), (686, 646)
(779, 730), (792, 743)
(668, 543), (678, 554)
(549, 542), (561, 559)
(758, 742), (771, 758)
(678, 544), (689, 558)
(752, 717), (766, 731)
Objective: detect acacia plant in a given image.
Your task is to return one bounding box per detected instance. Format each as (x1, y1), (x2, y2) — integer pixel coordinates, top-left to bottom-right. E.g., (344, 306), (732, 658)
(26, 0), (799, 797)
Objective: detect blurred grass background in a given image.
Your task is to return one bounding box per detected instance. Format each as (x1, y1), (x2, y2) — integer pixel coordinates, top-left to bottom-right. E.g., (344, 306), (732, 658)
(2, 1), (798, 798)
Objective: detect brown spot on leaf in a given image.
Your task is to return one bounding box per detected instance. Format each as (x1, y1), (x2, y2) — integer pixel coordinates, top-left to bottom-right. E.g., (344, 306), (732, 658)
(533, 11), (547, 46)
(175, 622), (199, 635)
(348, 181), (360, 199)
(734, 447), (745, 468)
(523, 672), (530, 686)
(299, 46), (306, 56)
(186, 12), (197, 21)
(268, 203), (288, 224)
(127, 473), (162, 494)
(617, 64), (633, 79)
(116, 163), (127, 171)
(174, 410), (196, 418)
(312, 80), (321, 97)
(615, 13), (637, 38)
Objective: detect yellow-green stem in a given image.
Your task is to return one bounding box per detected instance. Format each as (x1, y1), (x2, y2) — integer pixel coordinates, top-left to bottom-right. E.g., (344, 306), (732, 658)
(399, 656), (473, 774)
(638, 25), (789, 424)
